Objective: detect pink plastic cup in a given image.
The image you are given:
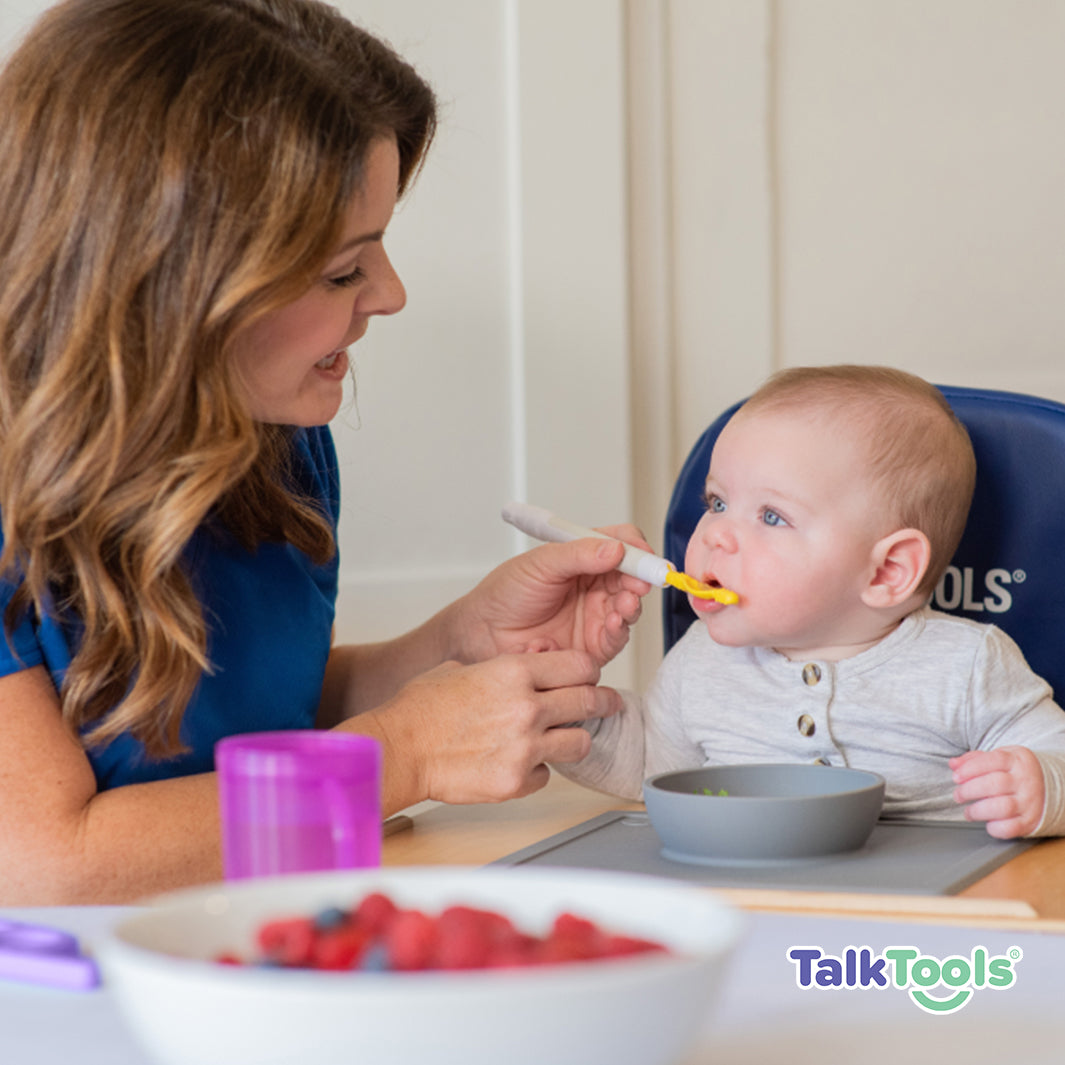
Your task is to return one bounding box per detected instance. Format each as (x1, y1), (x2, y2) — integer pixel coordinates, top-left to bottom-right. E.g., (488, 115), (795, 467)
(216, 731), (382, 880)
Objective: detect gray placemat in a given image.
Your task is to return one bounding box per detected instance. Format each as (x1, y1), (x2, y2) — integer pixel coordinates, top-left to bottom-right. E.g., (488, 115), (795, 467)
(491, 812), (1032, 895)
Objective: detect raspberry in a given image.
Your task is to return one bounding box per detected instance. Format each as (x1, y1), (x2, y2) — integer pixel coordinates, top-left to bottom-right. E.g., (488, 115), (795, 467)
(538, 912), (605, 963)
(602, 935), (668, 959)
(434, 906), (494, 970)
(484, 931), (539, 968)
(237, 893), (671, 973)
(385, 909), (437, 971)
(311, 924), (370, 970)
(256, 917), (316, 967)
(355, 891), (398, 935)
(551, 913), (600, 942)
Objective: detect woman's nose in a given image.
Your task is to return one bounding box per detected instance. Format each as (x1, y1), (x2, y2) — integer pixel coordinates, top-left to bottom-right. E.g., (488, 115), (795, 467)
(364, 245), (407, 317)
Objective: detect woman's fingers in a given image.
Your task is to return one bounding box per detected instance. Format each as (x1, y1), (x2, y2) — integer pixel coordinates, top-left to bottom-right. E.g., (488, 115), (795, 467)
(401, 650), (621, 805)
(518, 650), (621, 724)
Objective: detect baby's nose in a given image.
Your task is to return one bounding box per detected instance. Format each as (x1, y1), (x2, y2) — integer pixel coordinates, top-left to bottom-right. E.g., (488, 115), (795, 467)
(705, 517), (738, 552)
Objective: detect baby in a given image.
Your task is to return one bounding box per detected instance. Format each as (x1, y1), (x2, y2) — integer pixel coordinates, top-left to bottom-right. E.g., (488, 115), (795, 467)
(559, 365), (1065, 838)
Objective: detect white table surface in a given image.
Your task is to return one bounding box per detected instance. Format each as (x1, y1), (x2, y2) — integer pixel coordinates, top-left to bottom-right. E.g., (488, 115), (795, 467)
(1, 904), (1061, 1064)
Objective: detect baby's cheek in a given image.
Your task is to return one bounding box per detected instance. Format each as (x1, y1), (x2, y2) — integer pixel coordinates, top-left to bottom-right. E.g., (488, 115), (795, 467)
(683, 539), (703, 576)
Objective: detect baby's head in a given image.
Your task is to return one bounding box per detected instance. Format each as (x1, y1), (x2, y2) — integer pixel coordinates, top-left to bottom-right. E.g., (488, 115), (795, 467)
(685, 365), (976, 660)
(739, 365), (976, 591)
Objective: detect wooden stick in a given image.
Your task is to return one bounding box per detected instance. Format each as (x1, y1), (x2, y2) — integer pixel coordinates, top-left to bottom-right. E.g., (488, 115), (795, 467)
(708, 886), (1065, 931)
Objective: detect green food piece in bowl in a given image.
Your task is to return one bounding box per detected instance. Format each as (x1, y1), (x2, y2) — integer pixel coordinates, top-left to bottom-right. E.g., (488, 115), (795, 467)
(697, 788), (729, 797)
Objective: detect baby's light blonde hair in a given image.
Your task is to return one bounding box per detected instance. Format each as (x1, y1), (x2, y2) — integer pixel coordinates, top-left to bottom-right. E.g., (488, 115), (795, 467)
(0, 0), (436, 756)
(737, 365), (976, 597)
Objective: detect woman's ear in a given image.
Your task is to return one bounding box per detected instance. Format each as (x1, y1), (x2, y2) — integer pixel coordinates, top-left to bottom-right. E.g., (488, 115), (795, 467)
(862, 528), (932, 609)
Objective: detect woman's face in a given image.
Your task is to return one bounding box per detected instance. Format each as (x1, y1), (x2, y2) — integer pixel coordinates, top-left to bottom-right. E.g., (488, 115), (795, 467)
(230, 137), (406, 425)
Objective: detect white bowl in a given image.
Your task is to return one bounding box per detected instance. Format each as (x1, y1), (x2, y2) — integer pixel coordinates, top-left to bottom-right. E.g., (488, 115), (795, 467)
(98, 866), (744, 1065)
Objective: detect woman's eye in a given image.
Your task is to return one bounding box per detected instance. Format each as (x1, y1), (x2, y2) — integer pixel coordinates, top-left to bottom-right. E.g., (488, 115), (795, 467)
(327, 266), (367, 289)
(704, 493), (726, 513)
(762, 508), (787, 527)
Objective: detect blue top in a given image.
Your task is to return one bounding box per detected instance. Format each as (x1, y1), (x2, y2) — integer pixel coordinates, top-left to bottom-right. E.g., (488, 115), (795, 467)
(0, 427), (340, 789)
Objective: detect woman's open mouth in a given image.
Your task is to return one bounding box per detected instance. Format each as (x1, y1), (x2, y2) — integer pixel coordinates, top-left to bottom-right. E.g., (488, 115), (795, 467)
(314, 349), (349, 379)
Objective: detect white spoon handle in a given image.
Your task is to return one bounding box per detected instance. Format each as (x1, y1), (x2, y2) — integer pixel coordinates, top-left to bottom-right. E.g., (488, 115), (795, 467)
(501, 502), (670, 586)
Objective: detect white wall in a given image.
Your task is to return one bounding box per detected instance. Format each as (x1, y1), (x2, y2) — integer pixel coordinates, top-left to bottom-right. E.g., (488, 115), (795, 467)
(4, 0), (1065, 690)
(629, 0), (1065, 674)
(0, 0), (636, 687)
(775, 0), (1065, 399)
(329, 0), (633, 685)
(648, 0), (1065, 453)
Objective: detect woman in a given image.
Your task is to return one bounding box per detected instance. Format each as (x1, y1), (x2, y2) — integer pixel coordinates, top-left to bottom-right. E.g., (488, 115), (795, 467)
(0, 0), (647, 902)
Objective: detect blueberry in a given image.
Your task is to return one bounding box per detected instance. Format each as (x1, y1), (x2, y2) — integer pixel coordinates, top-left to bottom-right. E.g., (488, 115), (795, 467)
(360, 944), (391, 972)
(314, 906), (348, 931)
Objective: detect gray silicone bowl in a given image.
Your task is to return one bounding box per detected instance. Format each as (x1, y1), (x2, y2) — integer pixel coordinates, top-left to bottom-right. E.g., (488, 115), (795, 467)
(643, 764), (886, 864)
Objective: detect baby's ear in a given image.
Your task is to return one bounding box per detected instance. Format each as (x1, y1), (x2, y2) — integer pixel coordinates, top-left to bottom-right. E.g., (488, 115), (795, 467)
(862, 528), (931, 609)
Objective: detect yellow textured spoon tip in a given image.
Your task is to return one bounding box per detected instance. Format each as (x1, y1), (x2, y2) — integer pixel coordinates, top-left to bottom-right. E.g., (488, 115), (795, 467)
(664, 570), (739, 605)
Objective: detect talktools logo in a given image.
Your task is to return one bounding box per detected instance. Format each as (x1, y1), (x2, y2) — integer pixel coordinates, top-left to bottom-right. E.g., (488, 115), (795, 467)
(932, 565), (1024, 614)
(786, 945), (1023, 1015)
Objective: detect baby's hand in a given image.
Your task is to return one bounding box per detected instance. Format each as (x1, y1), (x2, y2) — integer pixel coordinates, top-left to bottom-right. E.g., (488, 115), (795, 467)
(950, 746), (1045, 839)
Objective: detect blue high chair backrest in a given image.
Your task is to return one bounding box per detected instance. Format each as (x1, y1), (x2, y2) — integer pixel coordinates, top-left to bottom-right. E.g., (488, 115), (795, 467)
(662, 385), (1065, 701)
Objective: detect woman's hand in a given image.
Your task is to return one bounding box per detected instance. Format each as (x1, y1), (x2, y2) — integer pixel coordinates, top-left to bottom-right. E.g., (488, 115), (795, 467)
(345, 649), (621, 809)
(452, 526), (653, 668)
(325, 523), (651, 814)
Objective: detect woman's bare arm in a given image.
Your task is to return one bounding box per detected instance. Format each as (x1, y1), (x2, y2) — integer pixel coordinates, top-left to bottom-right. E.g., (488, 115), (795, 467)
(2, 648), (619, 902)
(0, 666), (222, 905)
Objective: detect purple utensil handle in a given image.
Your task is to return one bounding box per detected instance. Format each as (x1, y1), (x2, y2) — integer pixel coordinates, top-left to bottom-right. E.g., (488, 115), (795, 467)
(0, 921), (100, 991)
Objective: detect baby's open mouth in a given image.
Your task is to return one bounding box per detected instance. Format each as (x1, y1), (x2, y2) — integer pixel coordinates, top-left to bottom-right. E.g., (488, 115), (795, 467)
(692, 574), (738, 606)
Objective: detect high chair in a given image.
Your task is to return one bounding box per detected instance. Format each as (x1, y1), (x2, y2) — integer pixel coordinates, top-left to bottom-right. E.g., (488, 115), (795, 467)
(662, 385), (1065, 701)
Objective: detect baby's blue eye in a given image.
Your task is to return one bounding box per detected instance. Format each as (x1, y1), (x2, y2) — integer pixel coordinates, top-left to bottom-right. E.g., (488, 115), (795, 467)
(762, 508), (786, 527)
(705, 493), (726, 513)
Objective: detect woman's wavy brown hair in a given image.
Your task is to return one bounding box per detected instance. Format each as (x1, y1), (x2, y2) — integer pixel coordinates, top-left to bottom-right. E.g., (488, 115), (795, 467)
(0, 0), (436, 756)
